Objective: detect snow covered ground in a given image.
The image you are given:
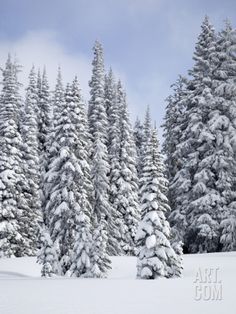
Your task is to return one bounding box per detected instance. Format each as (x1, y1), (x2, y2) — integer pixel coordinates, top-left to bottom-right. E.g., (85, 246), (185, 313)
(0, 252), (235, 314)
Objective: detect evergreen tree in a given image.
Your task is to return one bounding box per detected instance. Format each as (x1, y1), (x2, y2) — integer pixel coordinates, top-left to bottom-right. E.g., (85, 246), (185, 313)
(143, 106), (152, 145)
(88, 41), (111, 228)
(88, 41), (108, 145)
(211, 23), (236, 251)
(65, 77), (94, 276)
(105, 68), (115, 121)
(37, 226), (60, 277)
(153, 128), (183, 276)
(220, 203), (236, 251)
(42, 68), (63, 225)
(89, 214), (111, 278)
(115, 81), (140, 255)
(0, 55), (26, 257)
(133, 117), (144, 176)
(163, 77), (191, 246)
(69, 210), (92, 277)
(38, 68), (51, 176)
(136, 129), (180, 279)
(45, 76), (93, 275)
(164, 17), (222, 253)
(91, 134), (111, 221)
(21, 66), (41, 255)
(104, 69), (121, 255)
(138, 107), (152, 176)
(184, 17), (225, 253)
(162, 77), (190, 248)
(162, 76), (188, 185)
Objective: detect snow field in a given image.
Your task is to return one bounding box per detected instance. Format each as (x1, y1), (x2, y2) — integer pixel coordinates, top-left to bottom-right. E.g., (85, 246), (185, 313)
(0, 252), (235, 314)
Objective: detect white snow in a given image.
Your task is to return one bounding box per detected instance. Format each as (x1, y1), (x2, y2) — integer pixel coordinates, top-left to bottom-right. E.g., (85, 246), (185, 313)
(145, 234), (156, 249)
(0, 252), (235, 314)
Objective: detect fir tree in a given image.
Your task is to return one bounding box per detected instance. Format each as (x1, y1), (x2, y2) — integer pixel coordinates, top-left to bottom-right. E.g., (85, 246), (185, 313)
(143, 106), (152, 146)
(88, 214), (111, 278)
(138, 107), (152, 176)
(184, 17), (223, 253)
(162, 77), (190, 248)
(21, 66), (41, 255)
(115, 81), (140, 255)
(105, 68), (115, 121)
(0, 55), (26, 257)
(42, 68), (63, 225)
(211, 23), (236, 251)
(69, 210), (92, 277)
(91, 134), (111, 221)
(220, 203), (236, 251)
(164, 17), (222, 253)
(88, 41), (111, 227)
(136, 129), (180, 279)
(38, 68), (51, 176)
(45, 77), (93, 275)
(162, 76), (188, 184)
(37, 226), (60, 277)
(153, 128), (183, 276)
(162, 77), (190, 250)
(133, 117), (144, 176)
(65, 77), (94, 276)
(104, 69), (121, 255)
(88, 41), (108, 145)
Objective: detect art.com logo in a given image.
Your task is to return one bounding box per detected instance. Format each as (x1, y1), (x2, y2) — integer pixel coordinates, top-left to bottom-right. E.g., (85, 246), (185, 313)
(194, 268), (222, 301)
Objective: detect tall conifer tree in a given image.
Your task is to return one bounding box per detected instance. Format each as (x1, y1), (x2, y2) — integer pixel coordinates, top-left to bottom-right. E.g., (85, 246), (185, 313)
(136, 129), (180, 279)
(0, 55), (26, 257)
(115, 81), (140, 255)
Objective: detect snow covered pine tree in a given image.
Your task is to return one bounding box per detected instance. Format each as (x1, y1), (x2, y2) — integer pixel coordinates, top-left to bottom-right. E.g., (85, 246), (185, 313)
(37, 226), (60, 277)
(21, 66), (41, 255)
(0, 55), (31, 257)
(114, 81), (140, 255)
(136, 128), (181, 279)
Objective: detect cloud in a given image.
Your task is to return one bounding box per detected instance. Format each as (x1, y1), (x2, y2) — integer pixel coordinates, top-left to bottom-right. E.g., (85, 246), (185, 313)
(0, 30), (92, 100)
(0, 28), (169, 137)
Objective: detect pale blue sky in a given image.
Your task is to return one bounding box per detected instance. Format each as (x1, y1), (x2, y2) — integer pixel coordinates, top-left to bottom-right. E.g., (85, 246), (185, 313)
(0, 0), (235, 133)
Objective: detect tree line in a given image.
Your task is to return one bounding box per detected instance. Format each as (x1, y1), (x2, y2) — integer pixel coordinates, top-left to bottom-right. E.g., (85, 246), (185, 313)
(0, 41), (181, 279)
(163, 16), (236, 254)
(1, 15), (234, 280)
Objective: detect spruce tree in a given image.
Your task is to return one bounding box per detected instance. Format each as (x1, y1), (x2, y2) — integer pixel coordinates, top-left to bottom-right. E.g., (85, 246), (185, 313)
(37, 226), (61, 277)
(42, 69), (63, 225)
(115, 81), (140, 255)
(164, 17), (221, 253)
(0, 55), (26, 257)
(136, 129), (180, 279)
(220, 203), (236, 251)
(211, 23), (236, 251)
(88, 214), (111, 278)
(184, 17), (224, 253)
(69, 211), (92, 277)
(138, 107), (152, 176)
(21, 66), (41, 255)
(163, 77), (191, 249)
(133, 117), (144, 177)
(45, 76), (93, 275)
(38, 68), (51, 176)
(105, 68), (115, 122)
(153, 127), (183, 276)
(162, 76), (188, 185)
(88, 41), (111, 237)
(162, 77), (190, 249)
(66, 77), (94, 276)
(91, 134), (111, 221)
(143, 106), (152, 146)
(104, 69), (121, 255)
(88, 41), (108, 145)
